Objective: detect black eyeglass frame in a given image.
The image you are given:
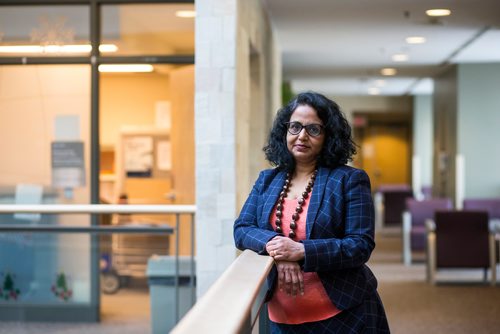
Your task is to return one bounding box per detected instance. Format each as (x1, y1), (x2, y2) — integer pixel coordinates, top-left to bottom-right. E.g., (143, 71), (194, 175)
(285, 121), (324, 137)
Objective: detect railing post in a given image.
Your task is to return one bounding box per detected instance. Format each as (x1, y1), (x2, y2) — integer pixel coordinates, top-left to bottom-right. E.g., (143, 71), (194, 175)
(190, 213), (196, 304)
(175, 212), (180, 322)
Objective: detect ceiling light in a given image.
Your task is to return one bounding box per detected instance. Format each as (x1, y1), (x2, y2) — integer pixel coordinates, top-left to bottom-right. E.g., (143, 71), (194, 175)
(99, 44), (118, 52)
(0, 44), (117, 54)
(406, 36), (426, 44)
(368, 87), (380, 95)
(392, 53), (409, 62)
(176, 10), (196, 18)
(425, 9), (451, 17)
(374, 79), (386, 87)
(98, 64), (154, 73)
(380, 68), (397, 76)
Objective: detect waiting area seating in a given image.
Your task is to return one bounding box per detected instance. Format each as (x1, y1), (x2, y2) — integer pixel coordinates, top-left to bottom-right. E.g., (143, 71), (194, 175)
(426, 211), (497, 285)
(463, 198), (500, 219)
(374, 184), (413, 229)
(402, 198), (453, 266)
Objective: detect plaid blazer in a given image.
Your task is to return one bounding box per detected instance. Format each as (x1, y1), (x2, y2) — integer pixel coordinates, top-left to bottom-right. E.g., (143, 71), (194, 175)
(234, 165), (378, 311)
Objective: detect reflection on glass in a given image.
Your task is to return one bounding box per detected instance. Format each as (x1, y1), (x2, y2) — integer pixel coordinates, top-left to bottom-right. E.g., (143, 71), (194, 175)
(0, 64), (91, 308)
(0, 6), (90, 57)
(101, 4), (195, 56)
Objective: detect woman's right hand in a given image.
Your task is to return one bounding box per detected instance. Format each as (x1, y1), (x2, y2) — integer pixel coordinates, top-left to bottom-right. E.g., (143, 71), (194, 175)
(275, 260), (304, 297)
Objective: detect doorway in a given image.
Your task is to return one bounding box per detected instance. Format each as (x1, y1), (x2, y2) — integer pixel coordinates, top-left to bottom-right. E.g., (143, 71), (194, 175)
(352, 112), (412, 191)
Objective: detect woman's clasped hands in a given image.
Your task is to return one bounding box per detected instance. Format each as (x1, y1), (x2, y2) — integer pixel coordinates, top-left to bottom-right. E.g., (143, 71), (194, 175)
(266, 236), (305, 297)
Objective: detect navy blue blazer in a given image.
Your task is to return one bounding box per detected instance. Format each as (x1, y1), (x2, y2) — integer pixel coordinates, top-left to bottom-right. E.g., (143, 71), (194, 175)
(233, 165), (378, 311)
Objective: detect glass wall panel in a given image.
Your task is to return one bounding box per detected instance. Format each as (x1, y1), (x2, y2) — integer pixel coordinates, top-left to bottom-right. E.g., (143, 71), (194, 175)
(0, 64), (92, 308)
(99, 63), (195, 256)
(0, 6), (91, 57)
(101, 4), (195, 56)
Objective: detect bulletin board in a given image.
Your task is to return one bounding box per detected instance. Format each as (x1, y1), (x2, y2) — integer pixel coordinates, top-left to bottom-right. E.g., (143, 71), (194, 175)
(114, 127), (172, 203)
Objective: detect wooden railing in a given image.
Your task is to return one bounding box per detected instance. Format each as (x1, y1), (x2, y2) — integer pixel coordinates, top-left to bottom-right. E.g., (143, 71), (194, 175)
(171, 249), (274, 334)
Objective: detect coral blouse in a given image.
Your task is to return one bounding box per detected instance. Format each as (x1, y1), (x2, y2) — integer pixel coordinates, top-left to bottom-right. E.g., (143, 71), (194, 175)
(268, 197), (342, 324)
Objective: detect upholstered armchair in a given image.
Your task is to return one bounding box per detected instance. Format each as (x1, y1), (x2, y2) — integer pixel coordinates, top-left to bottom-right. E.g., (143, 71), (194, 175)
(426, 211), (496, 285)
(402, 198), (452, 266)
(374, 185), (413, 230)
(463, 198), (500, 219)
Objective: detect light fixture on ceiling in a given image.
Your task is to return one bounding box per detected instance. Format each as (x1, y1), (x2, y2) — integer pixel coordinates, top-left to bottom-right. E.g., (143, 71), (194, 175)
(406, 36), (426, 44)
(175, 10), (196, 18)
(368, 87), (380, 95)
(426, 9), (451, 17)
(98, 64), (154, 73)
(0, 44), (117, 54)
(392, 53), (409, 62)
(380, 68), (397, 76)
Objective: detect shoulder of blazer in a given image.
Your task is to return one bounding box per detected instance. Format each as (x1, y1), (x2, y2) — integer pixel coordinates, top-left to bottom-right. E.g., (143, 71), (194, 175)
(325, 165), (364, 182)
(257, 168), (282, 188)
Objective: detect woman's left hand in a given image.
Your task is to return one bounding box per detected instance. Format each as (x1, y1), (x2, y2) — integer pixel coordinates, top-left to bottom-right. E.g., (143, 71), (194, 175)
(266, 236), (305, 262)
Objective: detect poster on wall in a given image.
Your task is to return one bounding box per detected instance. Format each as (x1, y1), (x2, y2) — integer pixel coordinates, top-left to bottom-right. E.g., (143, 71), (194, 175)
(51, 142), (86, 188)
(124, 136), (153, 177)
(156, 140), (172, 171)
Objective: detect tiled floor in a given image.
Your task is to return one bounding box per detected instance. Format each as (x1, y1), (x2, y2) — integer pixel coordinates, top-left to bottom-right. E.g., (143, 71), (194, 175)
(0, 286), (151, 334)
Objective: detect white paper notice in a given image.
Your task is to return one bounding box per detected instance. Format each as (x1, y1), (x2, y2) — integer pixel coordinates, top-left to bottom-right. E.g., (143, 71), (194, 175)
(155, 101), (171, 130)
(124, 136), (153, 173)
(157, 140), (172, 171)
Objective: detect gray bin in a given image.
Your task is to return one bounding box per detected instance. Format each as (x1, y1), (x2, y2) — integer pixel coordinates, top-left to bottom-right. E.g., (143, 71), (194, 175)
(147, 255), (196, 334)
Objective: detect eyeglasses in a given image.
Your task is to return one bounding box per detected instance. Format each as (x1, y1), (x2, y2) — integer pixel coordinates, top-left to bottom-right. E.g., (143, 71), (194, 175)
(285, 121), (324, 137)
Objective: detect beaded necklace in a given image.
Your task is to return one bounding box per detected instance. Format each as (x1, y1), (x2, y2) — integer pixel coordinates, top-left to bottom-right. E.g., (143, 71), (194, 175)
(275, 170), (318, 239)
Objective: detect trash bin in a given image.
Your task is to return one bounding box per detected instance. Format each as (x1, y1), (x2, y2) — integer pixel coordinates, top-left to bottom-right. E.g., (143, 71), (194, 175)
(147, 255), (196, 334)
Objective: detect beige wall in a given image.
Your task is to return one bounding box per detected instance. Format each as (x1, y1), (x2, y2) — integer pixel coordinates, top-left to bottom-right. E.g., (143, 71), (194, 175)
(0, 65), (91, 203)
(236, 0), (281, 209)
(433, 67), (457, 200)
(100, 72), (171, 148)
(334, 95), (413, 121)
(194, 0), (281, 296)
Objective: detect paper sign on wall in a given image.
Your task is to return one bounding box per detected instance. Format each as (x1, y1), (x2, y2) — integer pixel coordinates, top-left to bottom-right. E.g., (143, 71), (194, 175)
(51, 142), (86, 188)
(157, 140), (172, 171)
(124, 136), (153, 177)
(155, 101), (171, 130)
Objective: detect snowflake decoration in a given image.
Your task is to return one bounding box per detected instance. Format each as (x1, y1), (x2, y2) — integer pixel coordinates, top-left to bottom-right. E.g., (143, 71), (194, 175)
(30, 15), (75, 47)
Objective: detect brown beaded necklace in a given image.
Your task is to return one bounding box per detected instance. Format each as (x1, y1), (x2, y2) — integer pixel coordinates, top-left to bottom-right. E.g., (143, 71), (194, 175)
(275, 169), (318, 239)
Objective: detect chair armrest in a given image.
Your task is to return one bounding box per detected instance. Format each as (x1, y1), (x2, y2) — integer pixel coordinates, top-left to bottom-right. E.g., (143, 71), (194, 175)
(402, 211), (412, 266)
(374, 192), (384, 230)
(402, 211), (411, 232)
(425, 219), (436, 232)
(489, 219), (500, 234)
(426, 219), (436, 284)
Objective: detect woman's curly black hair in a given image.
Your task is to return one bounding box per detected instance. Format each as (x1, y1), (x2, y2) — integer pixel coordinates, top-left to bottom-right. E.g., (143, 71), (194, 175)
(263, 91), (357, 171)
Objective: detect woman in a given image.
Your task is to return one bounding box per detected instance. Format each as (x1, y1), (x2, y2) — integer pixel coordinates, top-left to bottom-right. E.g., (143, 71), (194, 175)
(234, 92), (389, 333)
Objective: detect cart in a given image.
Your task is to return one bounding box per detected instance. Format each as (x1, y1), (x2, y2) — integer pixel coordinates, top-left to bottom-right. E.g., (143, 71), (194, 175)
(101, 222), (170, 294)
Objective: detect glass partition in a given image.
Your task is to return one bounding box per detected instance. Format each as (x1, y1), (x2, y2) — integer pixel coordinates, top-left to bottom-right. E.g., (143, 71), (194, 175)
(0, 6), (91, 57)
(0, 64), (93, 317)
(101, 3), (194, 56)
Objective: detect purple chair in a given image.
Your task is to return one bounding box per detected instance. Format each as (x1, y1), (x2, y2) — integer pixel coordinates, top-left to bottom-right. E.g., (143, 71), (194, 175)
(402, 198), (453, 265)
(427, 210), (496, 285)
(383, 188), (413, 227)
(463, 198), (500, 219)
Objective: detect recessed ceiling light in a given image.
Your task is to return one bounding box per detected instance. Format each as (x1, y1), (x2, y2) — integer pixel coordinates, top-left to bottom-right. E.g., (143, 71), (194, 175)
(426, 9), (451, 17)
(406, 36), (426, 44)
(380, 68), (397, 76)
(392, 53), (409, 62)
(176, 10), (196, 18)
(98, 64), (154, 73)
(0, 44), (117, 54)
(368, 87), (380, 95)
